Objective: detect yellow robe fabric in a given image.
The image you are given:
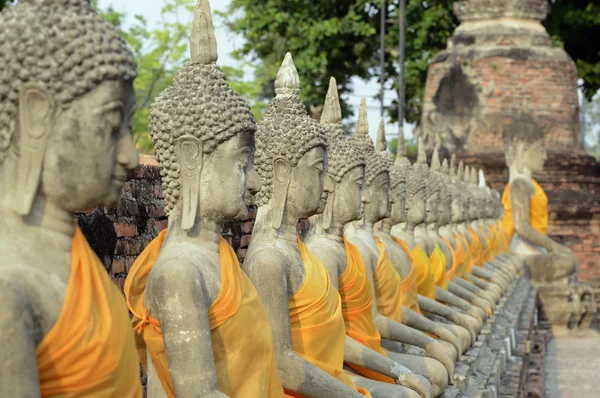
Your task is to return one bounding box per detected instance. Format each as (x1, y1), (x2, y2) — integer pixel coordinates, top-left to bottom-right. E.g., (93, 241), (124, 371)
(340, 238), (395, 384)
(36, 226), (142, 398)
(454, 233), (473, 281)
(501, 178), (549, 239)
(373, 237), (404, 323)
(430, 243), (448, 290)
(441, 236), (459, 282)
(393, 237), (421, 314)
(290, 239), (372, 398)
(125, 229), (284, 398)
(467, 227), (483, 267)
(412, 244), (436, 300)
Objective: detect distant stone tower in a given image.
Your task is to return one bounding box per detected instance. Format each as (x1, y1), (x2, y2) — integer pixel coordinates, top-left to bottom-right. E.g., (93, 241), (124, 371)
(421, 0), (581, 153)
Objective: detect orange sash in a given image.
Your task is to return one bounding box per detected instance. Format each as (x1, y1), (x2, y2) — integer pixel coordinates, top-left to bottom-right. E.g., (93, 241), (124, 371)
(412, 244), (436, 299)
(290, 239), (371, 397)
(430, 243), (448, 290)
(468, 227), (483, 267)
(125, 230), (284, 398)
(340, 238), (395, 383)
(371, 237), (404, 324)
(36, 226), (142, 397)
(442, 236), (459, 281)
(454, 233), (473, 281)
(501, 178), (548, 239)
(393, 238), (421, 313)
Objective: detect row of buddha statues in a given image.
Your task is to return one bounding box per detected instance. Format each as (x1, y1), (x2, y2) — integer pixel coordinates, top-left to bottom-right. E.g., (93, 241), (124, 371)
(0, 0), (593, 397)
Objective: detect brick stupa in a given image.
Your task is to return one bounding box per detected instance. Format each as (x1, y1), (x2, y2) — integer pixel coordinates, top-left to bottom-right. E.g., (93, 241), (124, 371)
(421, 0), (580, 153)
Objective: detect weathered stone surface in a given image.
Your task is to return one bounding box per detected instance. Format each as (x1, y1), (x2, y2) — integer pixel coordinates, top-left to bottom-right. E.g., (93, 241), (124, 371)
(421, 0), (580, 154)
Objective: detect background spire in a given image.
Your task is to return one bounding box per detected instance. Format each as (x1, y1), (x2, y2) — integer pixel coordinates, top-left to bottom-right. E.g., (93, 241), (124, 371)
(376, 118), (387, 152)
(320, 77), (342, 125)
(416, 136), (427, 164)
(275, 53), (301, 94)
(430, 146), (441, 172)
(441, 158), (449, 176)
(190, 0), (218, 64)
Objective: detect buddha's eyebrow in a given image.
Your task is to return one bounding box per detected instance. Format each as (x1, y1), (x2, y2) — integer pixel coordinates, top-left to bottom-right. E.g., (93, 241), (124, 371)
(93, 101), (124, 115)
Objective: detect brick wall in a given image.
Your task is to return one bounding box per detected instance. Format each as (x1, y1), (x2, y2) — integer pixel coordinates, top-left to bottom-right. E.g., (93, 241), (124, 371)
(423, 56), (580, 153)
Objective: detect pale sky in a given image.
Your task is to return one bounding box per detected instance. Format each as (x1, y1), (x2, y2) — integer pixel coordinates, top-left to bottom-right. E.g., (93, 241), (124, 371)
(97, 0), (414, 143)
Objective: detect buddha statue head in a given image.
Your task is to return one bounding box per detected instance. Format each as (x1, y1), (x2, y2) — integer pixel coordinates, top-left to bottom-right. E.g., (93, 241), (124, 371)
(456, 160), (472, 224)
(315, 78), (365, 230)
(448, 155), (463, 224)
(414, 138), (439, 226)
(502, 115), (547, 176)
(351, 98), (390, 225)
(149, 0), (257, 230)
(0, 0), (138, 216)
(404, 139), (427, 228)
(432, 151), (452, 227)
(254, 53), (329, 229)
(388, 127), (412, 225)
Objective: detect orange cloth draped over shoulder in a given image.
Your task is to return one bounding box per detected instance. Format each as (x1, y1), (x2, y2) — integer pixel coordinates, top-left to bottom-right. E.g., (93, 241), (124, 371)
(454, 233), (473, 281)
(124, 229), (284, 398)
(496, 222), (510, 253)
(412, 244), (436, 299)
(501, 178), (548, 240)
(468, 227), (483, 267)
(393, 237), (421, 313)
(429, 243), (448, 290)
(477, 226), (492, 263)
(289, 238), (371, 397)
(36, 226), (142, 398)
(372, 237), (404, 323)
(340, 238), (395, 384)
(441, 237), (459, 282)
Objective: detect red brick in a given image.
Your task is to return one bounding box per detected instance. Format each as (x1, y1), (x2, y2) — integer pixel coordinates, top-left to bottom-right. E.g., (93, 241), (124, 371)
(240, 234), (251, 248)
(156, 219), (169, 232)
(114, 239), (142, 256)
(112, 257), (125, 274)
(241, 221), (254, 234)
(114, 222), (137, 238)
(147, 204), (166, 218)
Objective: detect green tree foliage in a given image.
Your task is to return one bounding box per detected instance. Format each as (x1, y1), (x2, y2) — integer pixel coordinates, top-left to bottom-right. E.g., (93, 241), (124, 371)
(94, 0), (195, 153)
(225, 0), (600, 124)
(544, 0), (600, 100)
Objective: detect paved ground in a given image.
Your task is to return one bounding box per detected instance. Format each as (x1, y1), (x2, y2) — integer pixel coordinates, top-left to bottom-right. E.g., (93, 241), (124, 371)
(545, 330), (600, 398)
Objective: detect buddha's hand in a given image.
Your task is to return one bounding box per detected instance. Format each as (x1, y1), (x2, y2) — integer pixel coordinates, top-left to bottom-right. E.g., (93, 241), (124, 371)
(394, 370), (433, 398)
(433, 327), (462, 360)
(552, 242), (575, 257)
(449, 313), (477, 343)
(424, 340), (455, 383)
(465, 306), (484, 329)
(472, 297), (493, 317)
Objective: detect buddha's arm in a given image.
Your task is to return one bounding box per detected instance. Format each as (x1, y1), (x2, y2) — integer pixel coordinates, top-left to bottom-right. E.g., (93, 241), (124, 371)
(434, 287), (485, 323)
(447, 281), (492, 315)
(373, 313), (455, 380)
(249, 257), (363, 398)
(0, 283), (40, 397)
(344, 336), (434, 397)
(511, 179), (557, 251)
(401, 307), (463, 355)
(418, 295), (476, 338)
(151, 261), (228, 398)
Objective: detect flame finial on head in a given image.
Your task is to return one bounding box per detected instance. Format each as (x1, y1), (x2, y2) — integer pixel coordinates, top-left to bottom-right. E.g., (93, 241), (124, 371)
(320, 77), (342, 125)
(441, 158), (449, 176)
(190, 0), (218, 64)
(430, 146), (441, 172)
(478, 169), (487, 188)
(416, 136), (427, 165)
(450, 154), (457, 179)
(275, 53), (301, 95)
(352, 97), (374, 152)
(395, 126), (407, 164)
(457, 160), (465, 181)
(376, 118), (387, 152)
(471, 167), (478, 185)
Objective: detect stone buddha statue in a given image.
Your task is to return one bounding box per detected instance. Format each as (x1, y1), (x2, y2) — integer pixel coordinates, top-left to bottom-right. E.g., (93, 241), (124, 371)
(122, 1), (284, 396)
(421, 149), (487, 326)
(438, 158), (496, 315)
(390, 139), (479, 346)
(501, 118), (596, 330)
(304, 78), (430, 398)
(343, 101), (461, 397)
(450, 164), (504, 303)
(0, 0), (142, 396)
(243, 53), (371, 398)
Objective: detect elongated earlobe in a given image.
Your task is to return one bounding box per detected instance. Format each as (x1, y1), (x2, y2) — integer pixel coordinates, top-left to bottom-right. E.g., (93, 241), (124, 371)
(272, 158), (291, 230)
(322, 190), (334, 230)
(13, 83), (56, 216)
(176, 135), (203, 231)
